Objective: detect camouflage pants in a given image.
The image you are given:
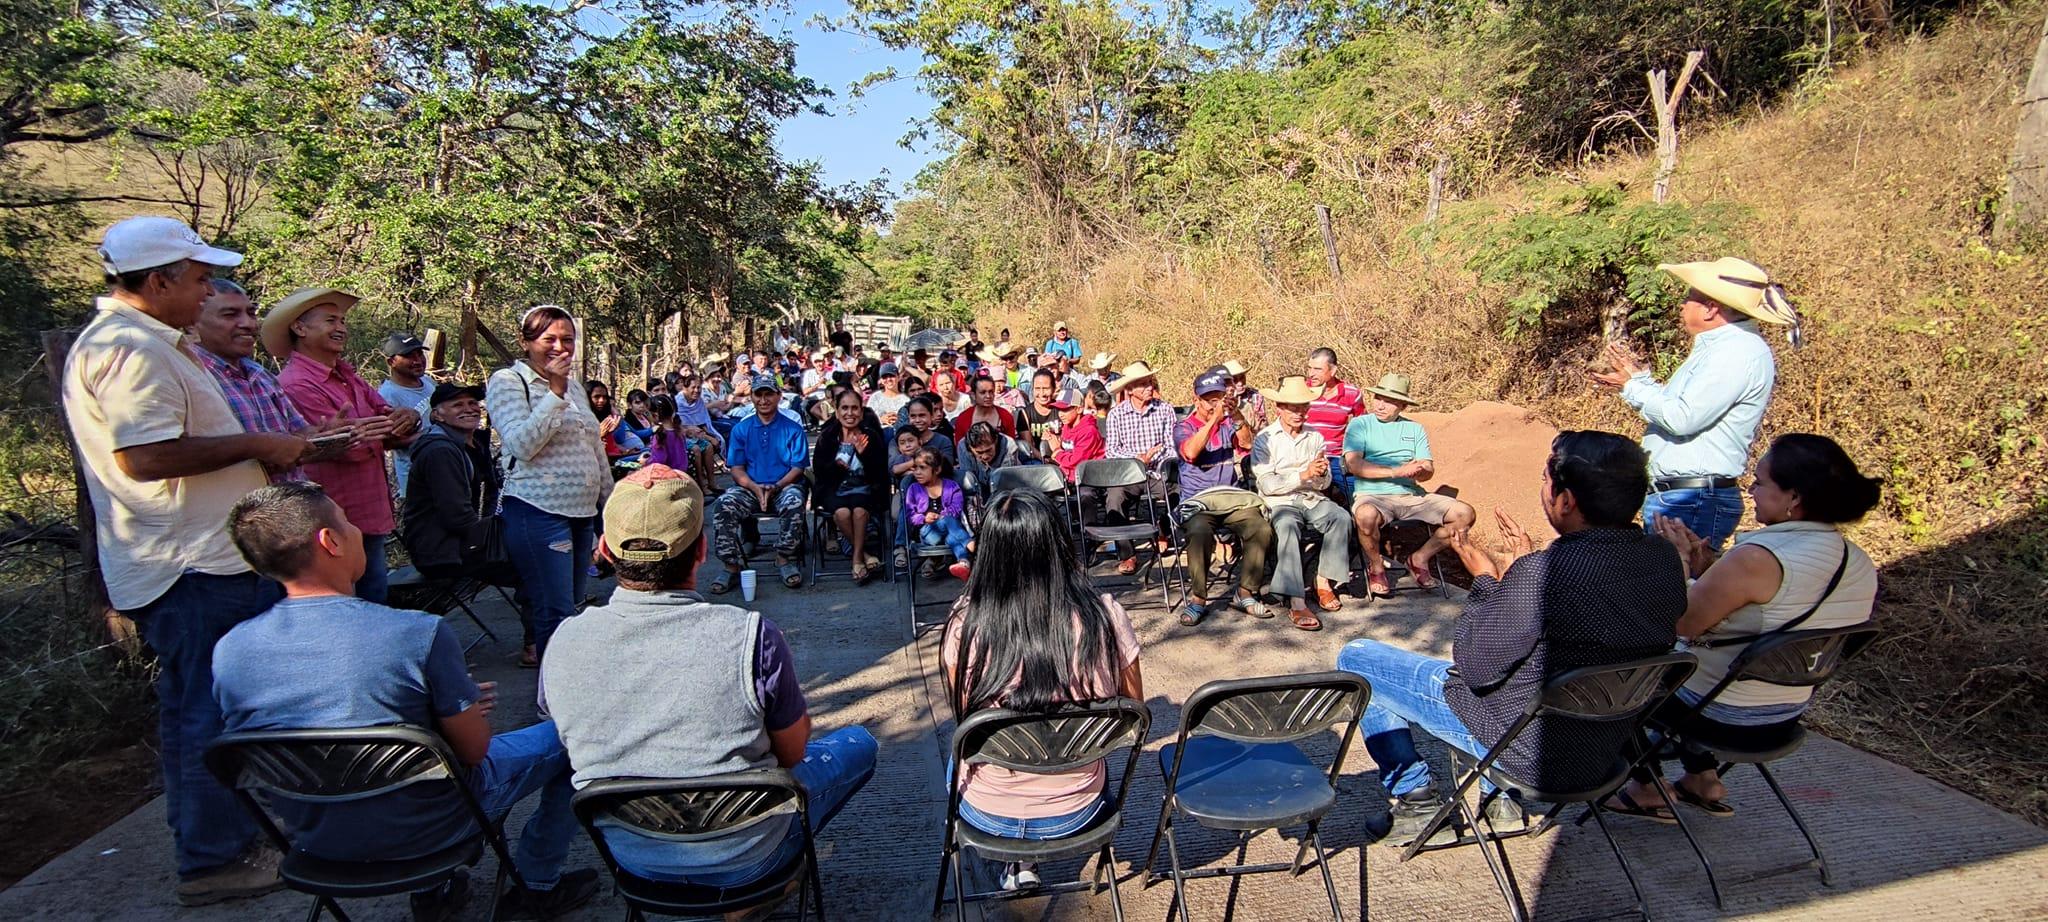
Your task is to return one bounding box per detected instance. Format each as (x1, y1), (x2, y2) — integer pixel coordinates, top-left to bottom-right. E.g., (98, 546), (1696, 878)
(713, 483), (809, 568)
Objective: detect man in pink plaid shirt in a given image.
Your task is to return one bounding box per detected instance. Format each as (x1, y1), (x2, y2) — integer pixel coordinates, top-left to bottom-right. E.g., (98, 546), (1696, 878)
(267, 287), (420, 603)
(188, 280), (351, 483)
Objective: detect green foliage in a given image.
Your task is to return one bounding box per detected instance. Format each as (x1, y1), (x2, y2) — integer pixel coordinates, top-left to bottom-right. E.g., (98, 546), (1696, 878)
(1431, 182), (1742, 341)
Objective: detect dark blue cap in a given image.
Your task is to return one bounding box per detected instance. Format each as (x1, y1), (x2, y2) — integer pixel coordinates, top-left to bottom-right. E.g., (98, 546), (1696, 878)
(1194, 367), (1231, 397)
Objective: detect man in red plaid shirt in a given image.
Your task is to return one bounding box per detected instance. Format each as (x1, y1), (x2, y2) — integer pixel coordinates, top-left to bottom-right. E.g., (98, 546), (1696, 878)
(188, 280), (349, 483)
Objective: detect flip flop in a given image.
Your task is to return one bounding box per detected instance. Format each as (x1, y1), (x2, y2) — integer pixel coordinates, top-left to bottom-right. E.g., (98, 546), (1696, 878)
(778, 562), (803, 588)
(709, 571), (737, 595)
(1600, 789), (1676, 824)
(1231, 596), (1275, 619)
(1177, 602), (1206, 626)
(1116, 558), (1139, 576)
(1674, 786), (1736, 817)
(1407, 555), (1440, 590)
(1288, 608), (1322, 632)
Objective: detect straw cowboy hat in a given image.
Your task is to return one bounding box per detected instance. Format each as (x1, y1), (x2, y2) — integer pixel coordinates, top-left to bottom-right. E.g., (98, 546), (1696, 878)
(990, 341), (1023, 360)
(1362, 373), (1422, 408)
(1222, 359), (1249, 377)
(1088, 351), (1116, 371)
(700, 352), (729, 369)
(1270, 375), (1318, 404)
(1109, 361), (1158, 392)
(261, 287), (360, 359)
(1659, 257), (1799, 326)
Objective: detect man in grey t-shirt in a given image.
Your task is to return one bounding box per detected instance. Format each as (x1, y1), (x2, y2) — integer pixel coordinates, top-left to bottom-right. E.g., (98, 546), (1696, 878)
(377, 331), (435, 494)
(541, 464), (877, 885)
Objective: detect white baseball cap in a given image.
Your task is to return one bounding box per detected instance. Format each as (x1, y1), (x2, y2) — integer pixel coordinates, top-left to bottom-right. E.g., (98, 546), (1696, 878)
(98, 216), (243, 274)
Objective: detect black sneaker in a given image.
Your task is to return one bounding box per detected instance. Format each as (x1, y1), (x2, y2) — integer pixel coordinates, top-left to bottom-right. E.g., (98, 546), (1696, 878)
(1381, 787), (1458, 848)
(410, 870), (470, 922)
(496, 868), (602, 920)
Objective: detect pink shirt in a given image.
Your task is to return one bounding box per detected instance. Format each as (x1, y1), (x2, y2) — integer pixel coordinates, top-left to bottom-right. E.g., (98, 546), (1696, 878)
(941, 595), (1141, 818)
(279, 354), (395, 534)
(1304, 379), (1362, 457)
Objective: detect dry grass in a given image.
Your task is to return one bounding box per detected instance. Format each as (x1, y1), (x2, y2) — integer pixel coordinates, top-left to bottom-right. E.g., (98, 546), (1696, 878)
(991, 1), (2048, 824)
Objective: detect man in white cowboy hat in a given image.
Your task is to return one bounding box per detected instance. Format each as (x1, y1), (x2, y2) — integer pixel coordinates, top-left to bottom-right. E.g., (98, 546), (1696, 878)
(1099, 361), (1177, 575)
(1043, 319), (1082, 361)
(1344, 373), (1476, 596)
(63, 216), (307, 905)
(985, 339), (1022, 391)
(1251, 375), (1352, 630)
(1590, 256), (1793, 549)
(268, 286), (422, 604)
(1082, 351), (1118, 390)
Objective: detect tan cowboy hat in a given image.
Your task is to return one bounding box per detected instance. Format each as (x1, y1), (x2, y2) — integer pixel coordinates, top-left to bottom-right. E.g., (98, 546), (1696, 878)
(1222, 359), (1249, 377)
(1036, 352), (1061, 368)
(991, 340), (1023, 359)
(1658, 257), (1798, 326)
(700, 351), (729, 368)
(261, 287), (360, 359)
(1270, 375), (1318, 404)
(1088, 351), (1116, 371)
(1109, 361), (1157, 392)
(1362, 373), (1422, 407)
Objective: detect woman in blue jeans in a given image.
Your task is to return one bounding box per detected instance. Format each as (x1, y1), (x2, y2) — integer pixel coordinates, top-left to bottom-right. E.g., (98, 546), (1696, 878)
(485, 305), (609, 661)
(941, 490), (1143, 890)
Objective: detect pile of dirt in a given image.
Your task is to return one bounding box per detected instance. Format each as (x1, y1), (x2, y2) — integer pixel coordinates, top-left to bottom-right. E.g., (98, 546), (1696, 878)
(1407, 400), (1560, 552)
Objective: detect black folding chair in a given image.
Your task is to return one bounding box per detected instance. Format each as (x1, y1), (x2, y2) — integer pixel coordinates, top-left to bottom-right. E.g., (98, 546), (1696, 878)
(573, 770), (822, 922)
(386, 566), (498, 653)
(1375, 519), (1452, 599)
(1639, 625), (1879, 908)
(1400, 653), (1698, 922)
(204, 725), (525, 922)
(1074, 458), (1170, 602)
(934, 698), (1151, 920)
(808, 498), (893, 587)
(1142, 672), (1371, 922)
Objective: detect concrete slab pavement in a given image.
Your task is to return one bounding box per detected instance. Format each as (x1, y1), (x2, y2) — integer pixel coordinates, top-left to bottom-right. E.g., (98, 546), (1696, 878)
(2, 555), (2044, 921)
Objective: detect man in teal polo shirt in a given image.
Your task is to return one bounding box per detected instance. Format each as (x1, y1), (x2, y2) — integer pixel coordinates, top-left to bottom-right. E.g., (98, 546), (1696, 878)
(1344, 374), (1475, 596)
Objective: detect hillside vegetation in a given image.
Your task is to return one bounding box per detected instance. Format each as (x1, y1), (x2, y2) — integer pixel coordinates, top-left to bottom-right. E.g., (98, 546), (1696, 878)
(946, 4), (2047, 821)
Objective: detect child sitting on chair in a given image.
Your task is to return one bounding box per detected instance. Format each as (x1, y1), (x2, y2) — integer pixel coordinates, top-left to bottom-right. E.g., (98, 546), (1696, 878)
(906, 447), (974, 581)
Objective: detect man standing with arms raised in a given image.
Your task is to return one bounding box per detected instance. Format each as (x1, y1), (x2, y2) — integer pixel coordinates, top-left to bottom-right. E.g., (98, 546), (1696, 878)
(268, 287), (422, 603)
(62, 216), (307, 906)
(1591, 257), (1794, 550)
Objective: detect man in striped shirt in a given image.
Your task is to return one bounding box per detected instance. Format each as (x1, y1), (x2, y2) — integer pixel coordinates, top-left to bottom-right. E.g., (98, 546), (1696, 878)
(1304, 346), (1364, 503)
(188, 280), (347, 482)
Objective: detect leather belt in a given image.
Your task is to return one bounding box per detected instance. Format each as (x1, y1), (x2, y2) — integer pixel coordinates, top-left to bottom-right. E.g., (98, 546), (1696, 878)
(1653, 476), (1740, 491)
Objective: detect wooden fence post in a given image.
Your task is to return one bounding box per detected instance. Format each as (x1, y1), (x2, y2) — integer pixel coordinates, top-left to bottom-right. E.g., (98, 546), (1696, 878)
(1648, 50), (1706, 205)
(1315, 204), (1342, 283)
(640, 344), (652, 384)
(1426, 156), (1450, 224)
(423, 328), (447, 372)
(40, 330), (129, 654)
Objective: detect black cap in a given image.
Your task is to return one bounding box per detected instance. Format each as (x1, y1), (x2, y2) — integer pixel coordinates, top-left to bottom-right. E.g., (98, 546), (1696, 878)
(381, 331), (426, 357)
(428, 382), (484, 407)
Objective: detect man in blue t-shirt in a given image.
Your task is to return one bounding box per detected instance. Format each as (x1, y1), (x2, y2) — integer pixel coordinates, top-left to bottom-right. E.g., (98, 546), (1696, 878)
(214, 481), (598, 921)
(1172, 367), (1274, 627)
(709, 375), (811, 593)
(1042, 320), (1082, 361)
(1342, 374), (1476, 596)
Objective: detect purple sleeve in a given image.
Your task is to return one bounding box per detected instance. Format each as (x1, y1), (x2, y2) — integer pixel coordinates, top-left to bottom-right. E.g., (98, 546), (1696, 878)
(755, 618), (807, 732)
(941, 480), (965, 518)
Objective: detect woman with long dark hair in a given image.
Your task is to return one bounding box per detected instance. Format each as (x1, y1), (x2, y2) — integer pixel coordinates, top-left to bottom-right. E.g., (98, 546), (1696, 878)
(486, 305), (608, 659)
(940, 489), (1142, 890)
(813, 388), (890, 582)
(1609, 433), (1880, 820)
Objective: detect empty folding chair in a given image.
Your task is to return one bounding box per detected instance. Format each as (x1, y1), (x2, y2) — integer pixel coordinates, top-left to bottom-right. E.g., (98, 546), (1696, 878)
(1074, 458), (1170, 601)
(1638, 624), (1879, 908)
(204, 725), (526, 922)
(989, 463), (1081, 549)
(1399, 652), (1698, 922)
(1143, 672), (1371, 922)
(934, 698), (1151, 921)
(573, 770), (823, 922)
(384, 565), (496, 652)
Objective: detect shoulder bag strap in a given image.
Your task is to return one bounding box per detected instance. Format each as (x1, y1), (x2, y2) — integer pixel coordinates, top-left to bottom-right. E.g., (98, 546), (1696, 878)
(1691, 537), (1851, 649)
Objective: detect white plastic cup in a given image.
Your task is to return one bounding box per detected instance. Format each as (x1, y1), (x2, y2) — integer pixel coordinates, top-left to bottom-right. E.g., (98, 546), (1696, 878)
(739, 569), (758, 602)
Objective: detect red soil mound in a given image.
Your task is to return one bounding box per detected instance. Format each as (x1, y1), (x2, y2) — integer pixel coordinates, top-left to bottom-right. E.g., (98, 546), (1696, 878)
(1407, 400), (1560, 552)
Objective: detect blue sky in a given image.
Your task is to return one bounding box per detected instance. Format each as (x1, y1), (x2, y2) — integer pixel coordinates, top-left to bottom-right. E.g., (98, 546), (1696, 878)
(762, 0), (943, 194)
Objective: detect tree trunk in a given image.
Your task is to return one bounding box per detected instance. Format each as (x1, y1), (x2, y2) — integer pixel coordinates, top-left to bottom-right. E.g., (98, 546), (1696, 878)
(1649, 51), (1706, 205)
(1315, 204), (1342, 283)
(1996, 9), (2048, 241)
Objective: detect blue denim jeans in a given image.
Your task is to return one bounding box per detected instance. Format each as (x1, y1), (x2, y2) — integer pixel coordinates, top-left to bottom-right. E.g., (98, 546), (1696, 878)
(958, 795), (1105, 841)
(356, 532), (390, 604)
(605, 727), (879, 886)
(1336, 639), (1491, 799)
(920, 516), (972, 559)
(132, 571), (283, 878)
(501, 497), (596, 657)
(1641, 486), (1745, 551)
(472, 720), (580, 890)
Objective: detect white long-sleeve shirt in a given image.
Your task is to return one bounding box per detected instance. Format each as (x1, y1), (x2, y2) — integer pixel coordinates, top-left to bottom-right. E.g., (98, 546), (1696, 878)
(1620, 321), (1776, 479)
(1250, 423), (1330, 508)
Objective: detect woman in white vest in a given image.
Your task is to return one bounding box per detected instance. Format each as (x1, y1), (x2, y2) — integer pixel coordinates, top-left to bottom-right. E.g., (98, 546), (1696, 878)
(1610, 433), (1879, 820)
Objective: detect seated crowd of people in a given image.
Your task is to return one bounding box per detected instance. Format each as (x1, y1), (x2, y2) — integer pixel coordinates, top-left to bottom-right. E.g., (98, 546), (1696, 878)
(65, 215), (1878, 916)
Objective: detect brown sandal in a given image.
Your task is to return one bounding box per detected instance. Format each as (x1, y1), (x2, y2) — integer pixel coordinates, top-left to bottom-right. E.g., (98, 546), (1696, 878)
(1363, 569), (1394, 596)
(1288, 607), (1323, 631)
(1116, 558), (1139, 576)
(1315, 586), (1344, 612)
(1407, 554), (1440, 590)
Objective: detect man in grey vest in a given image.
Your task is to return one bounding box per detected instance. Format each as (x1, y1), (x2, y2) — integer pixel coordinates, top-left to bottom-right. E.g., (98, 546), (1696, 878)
(540, 463), (878, 885)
